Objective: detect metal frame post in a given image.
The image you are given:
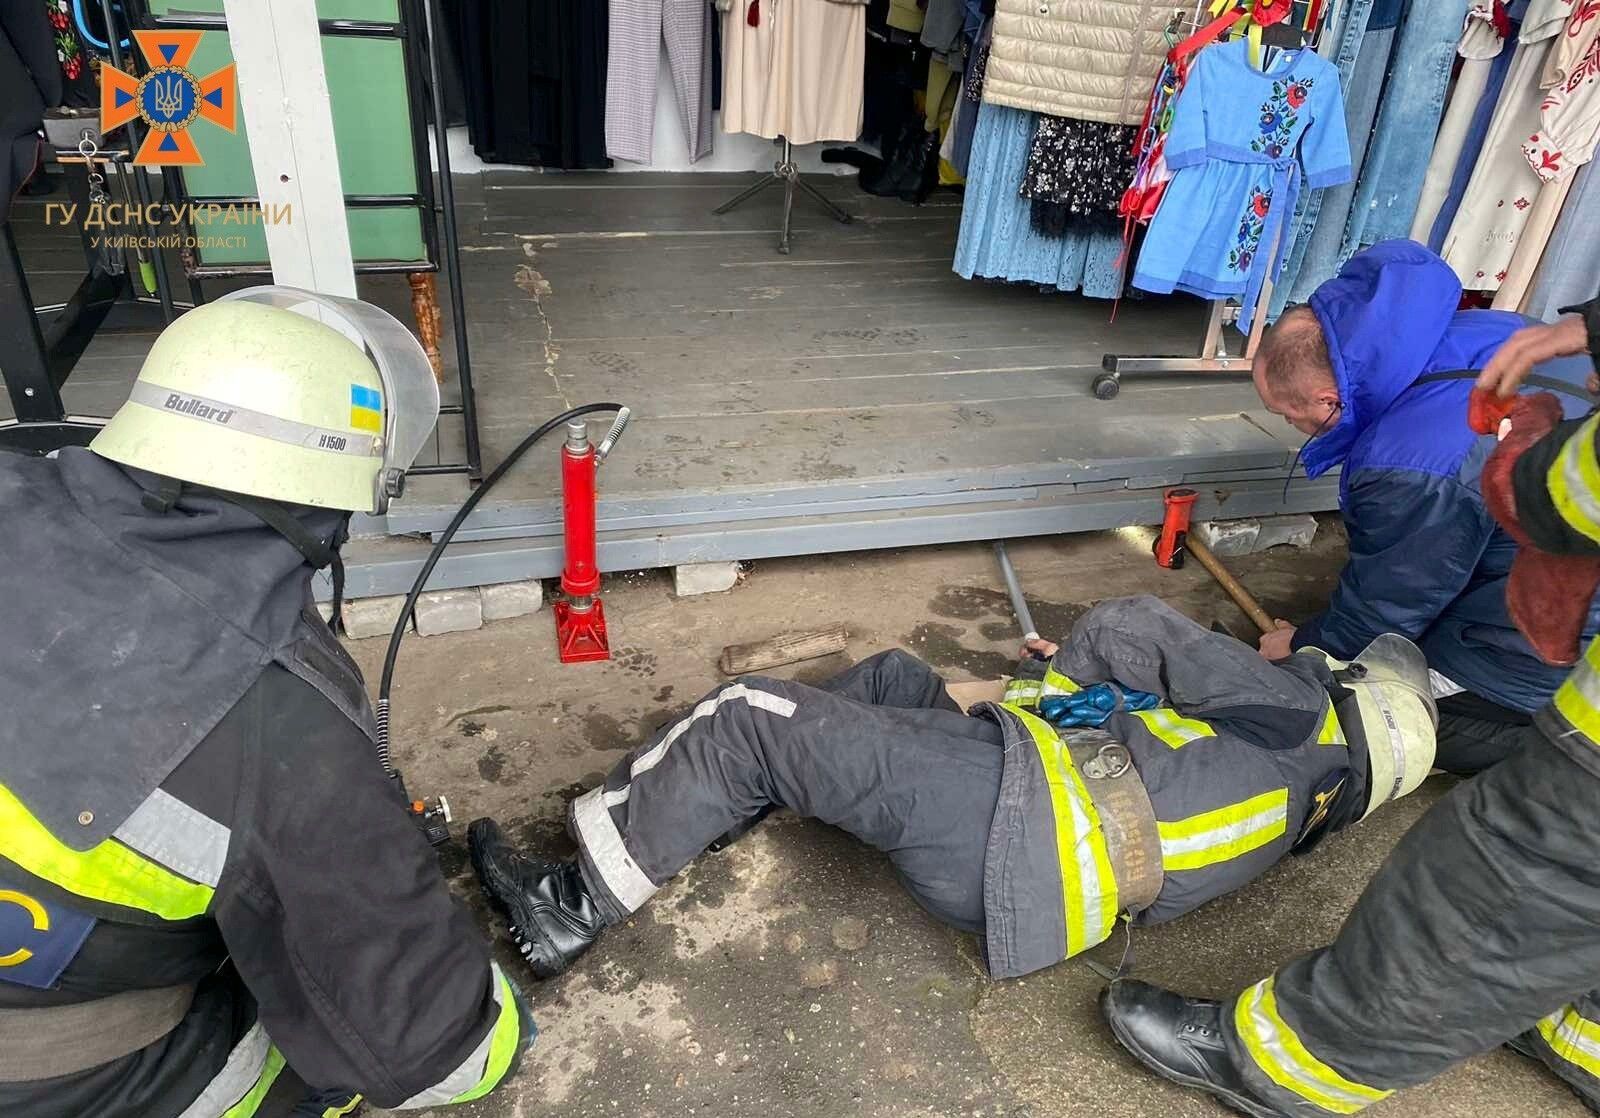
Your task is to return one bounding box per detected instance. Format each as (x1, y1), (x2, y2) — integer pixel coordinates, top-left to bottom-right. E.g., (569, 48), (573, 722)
(0, 224), (63, 423)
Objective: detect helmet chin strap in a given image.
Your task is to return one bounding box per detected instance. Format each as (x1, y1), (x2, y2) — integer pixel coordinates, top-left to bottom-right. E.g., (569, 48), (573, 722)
(1283, 400), (1343, 502)
(141, 476), (350, 630)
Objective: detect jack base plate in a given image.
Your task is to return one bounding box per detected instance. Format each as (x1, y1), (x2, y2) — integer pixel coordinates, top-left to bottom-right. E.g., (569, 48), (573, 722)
(555, 598), (611, 663)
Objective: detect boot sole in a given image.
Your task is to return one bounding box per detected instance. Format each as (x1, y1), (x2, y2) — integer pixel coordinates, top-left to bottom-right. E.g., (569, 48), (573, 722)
(1102, 993), (1286, 1118)
(1506, 1033), (1600, 1116)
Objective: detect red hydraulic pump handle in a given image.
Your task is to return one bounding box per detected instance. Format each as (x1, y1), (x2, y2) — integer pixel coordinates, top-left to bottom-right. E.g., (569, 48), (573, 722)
(1155, 487), (1199, 569)
(561, 420), (601, 599)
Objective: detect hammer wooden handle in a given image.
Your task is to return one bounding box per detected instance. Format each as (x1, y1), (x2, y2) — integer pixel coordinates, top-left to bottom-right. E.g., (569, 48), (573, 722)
(1186, 538), (1277, 636)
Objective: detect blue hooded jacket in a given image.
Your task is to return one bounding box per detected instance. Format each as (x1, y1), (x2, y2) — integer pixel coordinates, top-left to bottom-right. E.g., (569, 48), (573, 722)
(1291, 240), (1597, 713)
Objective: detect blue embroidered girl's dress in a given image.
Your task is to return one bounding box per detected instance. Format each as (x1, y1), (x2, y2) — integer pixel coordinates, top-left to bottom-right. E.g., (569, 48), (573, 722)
(1132, 38), (1353, 331)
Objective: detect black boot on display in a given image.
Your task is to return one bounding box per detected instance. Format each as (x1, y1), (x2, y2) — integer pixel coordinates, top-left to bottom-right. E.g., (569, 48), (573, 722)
(899, 128), (942, 205)
(1101, 980), (1301, 1118)
(1507, 1030), (1600, 1115)
(468, 817), (606, 979)
(865, 120), (922, 197)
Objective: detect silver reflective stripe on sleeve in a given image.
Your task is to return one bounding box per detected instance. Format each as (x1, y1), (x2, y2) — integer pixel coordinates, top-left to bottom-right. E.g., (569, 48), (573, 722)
(176, 1022), (272, 1118)
(128, 381), (380, 458)
(572, 785), (658, 912)
(574, 683), (797, 913)
(113, 788), (231, 887)
(397, 964), (514, 1109)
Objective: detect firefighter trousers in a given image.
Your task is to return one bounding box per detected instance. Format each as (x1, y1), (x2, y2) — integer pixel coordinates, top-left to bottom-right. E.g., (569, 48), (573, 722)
(1225, 724), (1600, 1113)
(570, 650), (1005, 933)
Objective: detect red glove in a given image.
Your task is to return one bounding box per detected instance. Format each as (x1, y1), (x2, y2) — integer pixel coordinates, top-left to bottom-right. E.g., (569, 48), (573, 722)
(1481, 393), (1600, 666)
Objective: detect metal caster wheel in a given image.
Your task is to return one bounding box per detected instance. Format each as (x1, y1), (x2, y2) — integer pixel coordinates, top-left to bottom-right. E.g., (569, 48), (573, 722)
(1092, 373), (1121, 400)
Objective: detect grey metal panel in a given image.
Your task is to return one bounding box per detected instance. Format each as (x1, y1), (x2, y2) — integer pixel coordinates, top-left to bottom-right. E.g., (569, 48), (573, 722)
(439, 483), (1043, 542)
(389, 440), (1304, 535)
(326, 475), (1340, 600)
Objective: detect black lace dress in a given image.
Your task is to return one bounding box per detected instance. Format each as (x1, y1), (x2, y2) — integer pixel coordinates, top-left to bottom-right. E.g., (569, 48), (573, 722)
(1020, 115), (1137, 237)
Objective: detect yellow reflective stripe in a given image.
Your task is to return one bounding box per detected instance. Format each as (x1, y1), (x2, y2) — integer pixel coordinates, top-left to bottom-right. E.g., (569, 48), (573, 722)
(1538, 1005), (1600, 1080)
(321, 1097), (363, 1118)
(1234, 977), (1392, 1114)
(1548, 413), (1600, 546)
(222, 1045), (288, 1118)
(1132, 707), (1217, 748)
(1554, 638), (1600, 748)
(1007, 705), (1119, 956)
(0, 782), (212, 920)
(1003, 678), (1043, 708)
(451, 966), (523, 1103)
(1157, 788), (1288, 871)
(1316, 703), (1345, 746)
(1041, 667), (1082, 697)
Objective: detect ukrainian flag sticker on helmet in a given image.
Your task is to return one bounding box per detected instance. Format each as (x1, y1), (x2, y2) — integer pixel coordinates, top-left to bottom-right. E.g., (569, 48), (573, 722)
(350, 384), (383, 433)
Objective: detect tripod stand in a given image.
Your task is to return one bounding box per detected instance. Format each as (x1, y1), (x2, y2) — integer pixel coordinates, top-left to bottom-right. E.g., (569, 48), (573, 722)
(713, 137), (852, 254)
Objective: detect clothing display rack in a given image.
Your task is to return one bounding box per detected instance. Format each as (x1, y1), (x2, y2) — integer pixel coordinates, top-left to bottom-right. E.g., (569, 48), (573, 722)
(1094, 0), (1327, 400)
(714, 137), (853, 254)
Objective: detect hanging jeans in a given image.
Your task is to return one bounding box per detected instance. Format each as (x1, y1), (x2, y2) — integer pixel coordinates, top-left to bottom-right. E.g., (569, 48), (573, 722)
(1269, 0), (1383, 315)
(1341, 0), (1471, 250)
(605, 0), (714, 164)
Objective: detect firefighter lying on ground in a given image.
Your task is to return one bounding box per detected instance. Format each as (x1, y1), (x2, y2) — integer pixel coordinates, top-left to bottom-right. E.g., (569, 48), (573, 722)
(468, 594), (1437, 984)
(0, 292), (529, 1118)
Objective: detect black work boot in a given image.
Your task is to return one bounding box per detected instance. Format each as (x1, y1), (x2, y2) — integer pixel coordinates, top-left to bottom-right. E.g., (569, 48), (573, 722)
(1101, 980), (1303, 1118)
(1507, 1029), (1600, 1115)
(468, 818), (606, 979)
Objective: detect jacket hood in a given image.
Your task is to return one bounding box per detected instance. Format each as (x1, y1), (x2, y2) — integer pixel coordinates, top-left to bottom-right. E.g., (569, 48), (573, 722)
(66, 448), (347, 641)
(1300, 241), (1463, 478)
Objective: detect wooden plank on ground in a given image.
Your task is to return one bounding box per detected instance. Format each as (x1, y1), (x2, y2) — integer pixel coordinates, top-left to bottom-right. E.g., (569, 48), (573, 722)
(720, 626), (850, 675)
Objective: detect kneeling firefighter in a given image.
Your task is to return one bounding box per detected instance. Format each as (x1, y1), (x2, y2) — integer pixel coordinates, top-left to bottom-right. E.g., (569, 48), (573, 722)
(0, 289), (530, 1116)
(469, 595), (1436, 985)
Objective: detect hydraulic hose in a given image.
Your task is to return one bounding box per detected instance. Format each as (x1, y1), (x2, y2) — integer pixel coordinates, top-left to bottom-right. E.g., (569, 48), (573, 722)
(374, 402), (627, 772)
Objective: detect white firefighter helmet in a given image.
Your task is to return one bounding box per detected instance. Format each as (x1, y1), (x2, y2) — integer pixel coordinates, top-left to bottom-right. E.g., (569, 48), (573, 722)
(1312, 634), (1439, 820)
(90, 286), (439, 514)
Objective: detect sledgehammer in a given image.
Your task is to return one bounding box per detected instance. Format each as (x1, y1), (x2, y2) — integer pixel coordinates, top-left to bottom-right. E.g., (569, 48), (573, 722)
(1155, 489), (1276, 636)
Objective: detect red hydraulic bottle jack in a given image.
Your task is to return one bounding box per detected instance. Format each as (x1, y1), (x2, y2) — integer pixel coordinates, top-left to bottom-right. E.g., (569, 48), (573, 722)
(555, 410), (631, 663)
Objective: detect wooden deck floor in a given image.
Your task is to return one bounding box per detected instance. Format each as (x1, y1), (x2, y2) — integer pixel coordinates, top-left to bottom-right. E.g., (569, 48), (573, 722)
(5, 169), (1332, 595)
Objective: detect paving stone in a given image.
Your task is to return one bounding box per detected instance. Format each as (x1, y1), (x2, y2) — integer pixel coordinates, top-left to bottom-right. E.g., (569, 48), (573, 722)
(482, 579), (544, 621)
(1254, 513), (1319, 552)
(1195, 518), (1261, 558)
(674, 561), (740, 597)
(414, 588), (484, 636)
(342, 594), (411, 640)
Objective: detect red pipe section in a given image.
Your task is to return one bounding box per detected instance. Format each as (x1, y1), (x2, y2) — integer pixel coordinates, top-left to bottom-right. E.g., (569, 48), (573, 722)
(560, 428), (601, 599)
(554, 421), (611, 662)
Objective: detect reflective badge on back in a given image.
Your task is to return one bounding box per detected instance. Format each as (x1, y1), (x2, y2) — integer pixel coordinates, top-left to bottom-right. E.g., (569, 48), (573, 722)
(0, 888), (96, 989)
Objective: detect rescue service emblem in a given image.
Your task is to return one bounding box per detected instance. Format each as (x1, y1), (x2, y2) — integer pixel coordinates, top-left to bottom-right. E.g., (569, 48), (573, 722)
(0, 887), (96, 989)
(0, 888), (48, 967)
(101, 31), (236, 166)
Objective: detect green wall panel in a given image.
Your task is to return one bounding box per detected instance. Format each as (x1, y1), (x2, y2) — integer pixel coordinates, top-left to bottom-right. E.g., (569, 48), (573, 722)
(191, 207), (425, 266)
(157, 22), (425, 263)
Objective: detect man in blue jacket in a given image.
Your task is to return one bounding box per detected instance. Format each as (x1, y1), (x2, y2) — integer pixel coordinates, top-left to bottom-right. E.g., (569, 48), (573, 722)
(1250, 240), (1597, 773)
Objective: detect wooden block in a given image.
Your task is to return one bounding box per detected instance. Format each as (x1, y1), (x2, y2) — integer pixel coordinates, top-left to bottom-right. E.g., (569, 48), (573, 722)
(720, 625), (849, 676)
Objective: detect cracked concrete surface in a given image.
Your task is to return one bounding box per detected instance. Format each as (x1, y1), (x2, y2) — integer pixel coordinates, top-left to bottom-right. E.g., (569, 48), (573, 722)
(351, 523), (1585, 1117)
